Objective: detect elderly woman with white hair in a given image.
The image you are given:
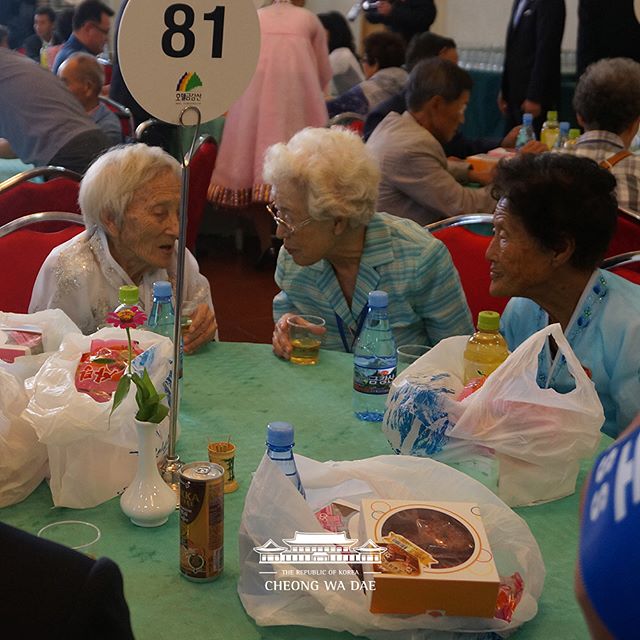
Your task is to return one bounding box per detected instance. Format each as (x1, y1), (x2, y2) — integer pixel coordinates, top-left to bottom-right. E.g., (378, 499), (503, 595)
(268, 127), (473, 359)
(30, 144), (216, 353)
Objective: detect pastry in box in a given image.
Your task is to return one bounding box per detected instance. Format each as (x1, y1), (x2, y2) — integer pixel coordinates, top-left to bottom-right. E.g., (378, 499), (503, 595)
(360, 499), (500, 617)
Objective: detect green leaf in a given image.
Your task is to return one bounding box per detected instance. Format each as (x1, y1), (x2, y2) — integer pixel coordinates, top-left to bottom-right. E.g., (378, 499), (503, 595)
(109, 374), (131, 418)
(90, 357), (117, 364)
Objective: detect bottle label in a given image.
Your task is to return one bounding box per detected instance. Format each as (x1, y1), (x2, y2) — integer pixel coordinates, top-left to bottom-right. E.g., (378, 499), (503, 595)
(353, 365), (396, 395)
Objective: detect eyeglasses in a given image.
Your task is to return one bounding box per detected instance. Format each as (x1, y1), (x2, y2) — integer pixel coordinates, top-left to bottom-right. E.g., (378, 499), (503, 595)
(266, 202), (314, 237)
(90, 21), (110, 35)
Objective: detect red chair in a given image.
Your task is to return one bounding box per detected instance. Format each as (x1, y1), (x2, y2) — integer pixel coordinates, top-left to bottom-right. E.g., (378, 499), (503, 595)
(0, 167), (82, 228)
(0, 212), (85, 313)
(186, 135), (217, 252)
(97, 58), (113, 85)
(602, 250), (640, 285)
(98, 95), (134, 142)
(427, 214), (509, 321)
(327, 112), (366, 137)
(605, 207), (640, 257)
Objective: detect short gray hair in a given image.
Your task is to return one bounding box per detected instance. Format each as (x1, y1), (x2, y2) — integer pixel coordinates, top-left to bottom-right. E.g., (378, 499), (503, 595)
(60, 52), (105, 95)
(573, 58), (640, 134)
(263, 127), (380, 228)
(79, 144), (181, 230)
(407, 57), (472, 112)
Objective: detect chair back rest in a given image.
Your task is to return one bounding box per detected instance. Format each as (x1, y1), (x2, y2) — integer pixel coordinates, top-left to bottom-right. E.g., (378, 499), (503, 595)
(0, 213), (85, 313)
(602, 250), (640, 285)
(428, 215), (509, 321)
(327, 112), (366, 137)
(186, 135), (217, 252)
(98, 95), (134, 141)
(0, 167), (82, 228)
(605, 208), (640, 257)
(97, 58), (113, 85)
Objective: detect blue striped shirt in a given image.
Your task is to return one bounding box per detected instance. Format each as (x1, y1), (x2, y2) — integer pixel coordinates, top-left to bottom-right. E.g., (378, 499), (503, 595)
(273, 212), (473, 351)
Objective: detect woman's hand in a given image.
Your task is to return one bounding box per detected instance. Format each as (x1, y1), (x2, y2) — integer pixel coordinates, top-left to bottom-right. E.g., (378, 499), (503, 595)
(272, 313), (327, 360)
(183, 303), (217, 354)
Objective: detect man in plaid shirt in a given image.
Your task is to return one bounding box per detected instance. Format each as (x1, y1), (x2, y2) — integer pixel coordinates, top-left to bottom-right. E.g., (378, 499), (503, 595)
(563, 57), (640, 213)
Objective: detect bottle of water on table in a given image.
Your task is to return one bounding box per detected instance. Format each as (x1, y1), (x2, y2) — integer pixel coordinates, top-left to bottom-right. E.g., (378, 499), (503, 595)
(515, 113), (536, 150)
(148, 280), (182, 378)
(266, 421), (305, 498)
(353, 290), (397, 422)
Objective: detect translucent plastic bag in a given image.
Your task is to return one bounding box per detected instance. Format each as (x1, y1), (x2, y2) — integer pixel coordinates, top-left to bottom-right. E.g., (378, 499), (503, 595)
(22, 327), (175, 508)
(238, 454), (545, 639)
(384, 324), (604, 506)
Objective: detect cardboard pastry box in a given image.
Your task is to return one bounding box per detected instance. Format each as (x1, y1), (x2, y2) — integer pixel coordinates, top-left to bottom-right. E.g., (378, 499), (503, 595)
(360, 499), (500, 617)
(0, 325), (43, 363)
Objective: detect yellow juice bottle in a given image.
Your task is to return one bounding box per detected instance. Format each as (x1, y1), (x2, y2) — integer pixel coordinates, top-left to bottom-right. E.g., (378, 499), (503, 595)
(463, 311), (509, 383)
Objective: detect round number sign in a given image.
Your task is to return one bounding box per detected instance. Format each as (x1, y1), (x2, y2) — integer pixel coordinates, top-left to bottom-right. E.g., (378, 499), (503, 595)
(118, 0), (260, 124)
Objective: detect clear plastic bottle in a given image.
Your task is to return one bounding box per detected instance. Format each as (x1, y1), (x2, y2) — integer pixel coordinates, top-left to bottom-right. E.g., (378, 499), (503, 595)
(564, 129), (581, 149)
(515, 113), (536, 150)
(540, 110), (560, 149)
(147, 280), (182, 378)
(463, 311), (509, 384)
(266, 421), (305, 498)
(553, 121), (570, 150)
(353, 290), (397, 422)
(115, 284), (142, 314)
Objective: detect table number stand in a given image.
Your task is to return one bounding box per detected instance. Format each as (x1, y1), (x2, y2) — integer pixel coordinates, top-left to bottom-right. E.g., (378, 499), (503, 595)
(161, 105), (202, 499)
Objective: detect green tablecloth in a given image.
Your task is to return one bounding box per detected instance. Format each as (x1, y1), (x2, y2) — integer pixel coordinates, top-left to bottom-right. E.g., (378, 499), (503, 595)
(1, 342), (607, 639)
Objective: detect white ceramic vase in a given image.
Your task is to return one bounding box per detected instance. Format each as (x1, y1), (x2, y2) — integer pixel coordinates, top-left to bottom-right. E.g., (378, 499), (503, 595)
(120, 420), (176, 527)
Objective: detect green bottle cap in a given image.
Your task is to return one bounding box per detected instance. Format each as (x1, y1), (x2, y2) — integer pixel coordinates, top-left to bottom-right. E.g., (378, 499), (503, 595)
(118, 285), (139, 305)
(477, 310), (501, 331)
(568, 128), (580, 140)
(547, 110), (558, 121)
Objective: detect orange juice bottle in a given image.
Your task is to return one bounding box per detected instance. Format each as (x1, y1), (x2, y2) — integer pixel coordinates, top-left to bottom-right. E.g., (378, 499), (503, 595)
(463, 311), (509, 383)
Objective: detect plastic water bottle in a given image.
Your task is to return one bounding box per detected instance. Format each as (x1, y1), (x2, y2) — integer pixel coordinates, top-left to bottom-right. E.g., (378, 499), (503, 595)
(147, 281), (175, 339)
(353, 290), (397, 422)
(463, 311), (509, 384)
(553, 121), (570, 150)
(540, 110), (560, 149)
(564, 129), (581, 149)
(115, 285), (142, 314)
(147, 280), (182, 378)
(266, 421), (305, 498)
(515, 113), (536, 150)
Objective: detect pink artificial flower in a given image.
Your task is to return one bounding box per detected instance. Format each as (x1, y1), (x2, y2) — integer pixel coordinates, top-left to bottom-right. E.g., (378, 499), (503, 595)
(106, 306), (147, 330)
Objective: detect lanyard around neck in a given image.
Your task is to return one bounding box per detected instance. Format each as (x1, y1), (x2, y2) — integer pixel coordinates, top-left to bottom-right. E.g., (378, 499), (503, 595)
(335, 306), (368, 354)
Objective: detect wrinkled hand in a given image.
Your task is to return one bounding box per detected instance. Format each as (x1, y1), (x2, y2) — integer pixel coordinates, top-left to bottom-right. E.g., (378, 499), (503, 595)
(272, 313), (327, 360)
(501, 125), (521, 148)
(183, 303), (217, 354)
(497, 91), (508, 115)
(518, 140), (548, 155)
(521, 99), (541, 119)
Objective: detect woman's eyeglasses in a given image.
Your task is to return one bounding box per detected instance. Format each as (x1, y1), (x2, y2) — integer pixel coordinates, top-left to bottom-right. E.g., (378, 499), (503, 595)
(266, 202), (313, 237)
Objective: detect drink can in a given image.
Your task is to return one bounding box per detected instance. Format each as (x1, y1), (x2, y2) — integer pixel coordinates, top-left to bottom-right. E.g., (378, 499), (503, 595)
(179, 462), (224, 581)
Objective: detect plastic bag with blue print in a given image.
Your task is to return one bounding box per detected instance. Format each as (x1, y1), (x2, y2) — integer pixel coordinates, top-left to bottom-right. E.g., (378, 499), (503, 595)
(383, 325), (605, 507)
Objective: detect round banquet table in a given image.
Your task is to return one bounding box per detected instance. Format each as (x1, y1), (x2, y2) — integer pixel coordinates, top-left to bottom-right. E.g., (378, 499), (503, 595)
(1, 342), (610, 639)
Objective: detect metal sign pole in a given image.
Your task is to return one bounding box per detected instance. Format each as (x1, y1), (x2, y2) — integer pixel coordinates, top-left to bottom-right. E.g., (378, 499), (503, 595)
(162, 105), (201, 495)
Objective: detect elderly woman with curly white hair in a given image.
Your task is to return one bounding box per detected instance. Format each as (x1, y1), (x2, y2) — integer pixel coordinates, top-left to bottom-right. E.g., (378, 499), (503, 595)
(30, 144), (217, 353)
(267, 126), (473, 359)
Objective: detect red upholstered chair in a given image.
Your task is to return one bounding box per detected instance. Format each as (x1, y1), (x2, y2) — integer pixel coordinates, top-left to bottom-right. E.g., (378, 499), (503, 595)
(602, 250), (640, 285)
(0, 167), (82, 228)
(427, 214), (509, 321)
(97, 59), (113, 85)
(327, 112), (366, 137)
(0, 212), (85, 313)
(98, 95), (134, 142)
(186, 135), (217, 252)
(605, 207), (640, 258)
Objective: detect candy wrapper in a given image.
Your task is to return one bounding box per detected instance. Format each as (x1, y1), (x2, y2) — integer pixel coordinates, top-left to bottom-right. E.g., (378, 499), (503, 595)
(495, 572), (524, 622)
(0, 325), (43, 363)
(75, 339), (143, 402)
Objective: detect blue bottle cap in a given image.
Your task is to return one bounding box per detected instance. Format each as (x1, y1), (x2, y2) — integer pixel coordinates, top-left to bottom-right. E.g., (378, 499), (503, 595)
(559, 121), (570, 133)
(153, 280), (172, 298)
(266, 421), (294, 447)
(522, 113), (533, 126)
(368, 290), (388, 308)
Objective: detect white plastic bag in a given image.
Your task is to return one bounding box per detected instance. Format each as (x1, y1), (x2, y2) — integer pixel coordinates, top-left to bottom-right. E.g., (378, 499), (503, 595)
(239, 453), (545, 639)
(384, 324), (604, 506)
(0, 368), (49, 507)
(21, 327), (175, 508)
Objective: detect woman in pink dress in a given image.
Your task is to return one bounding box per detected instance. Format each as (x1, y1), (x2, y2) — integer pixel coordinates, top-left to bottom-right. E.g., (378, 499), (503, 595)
(208, 0), (332, 262)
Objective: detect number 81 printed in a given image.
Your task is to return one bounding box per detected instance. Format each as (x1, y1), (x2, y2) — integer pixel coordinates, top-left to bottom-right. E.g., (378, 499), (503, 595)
(162, 3), (225, 58)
